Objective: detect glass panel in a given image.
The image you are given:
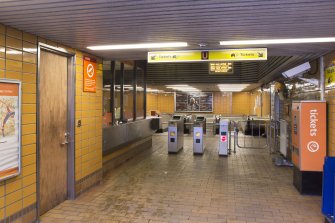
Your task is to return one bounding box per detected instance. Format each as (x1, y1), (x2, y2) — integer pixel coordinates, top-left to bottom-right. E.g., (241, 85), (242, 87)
(114, 62), (122, 123)
(136, 66), (145, 119)
(102, 61), (112, 127)
(123, 62), (134, 121)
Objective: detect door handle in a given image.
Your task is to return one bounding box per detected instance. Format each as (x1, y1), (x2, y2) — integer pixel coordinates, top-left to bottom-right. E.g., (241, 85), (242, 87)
(61, 132), (70, 146)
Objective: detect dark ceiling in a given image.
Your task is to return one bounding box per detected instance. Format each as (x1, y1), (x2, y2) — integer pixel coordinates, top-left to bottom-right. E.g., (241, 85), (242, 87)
(0, 0), (334, 85)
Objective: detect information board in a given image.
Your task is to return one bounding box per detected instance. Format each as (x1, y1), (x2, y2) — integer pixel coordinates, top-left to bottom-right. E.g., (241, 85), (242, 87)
(209, 62), (233, 74)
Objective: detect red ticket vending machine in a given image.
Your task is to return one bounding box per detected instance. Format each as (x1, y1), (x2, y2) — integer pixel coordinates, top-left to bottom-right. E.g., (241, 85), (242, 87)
(291, 101), (326, 194)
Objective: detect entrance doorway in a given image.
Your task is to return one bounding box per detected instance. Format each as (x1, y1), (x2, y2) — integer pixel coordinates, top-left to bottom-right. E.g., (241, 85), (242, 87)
(38, 44), (75, 215)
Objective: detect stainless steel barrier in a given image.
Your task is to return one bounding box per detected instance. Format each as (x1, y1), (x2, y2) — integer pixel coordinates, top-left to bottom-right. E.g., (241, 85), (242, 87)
(235, 120), (269, 149)
(268, 120), (280, 153)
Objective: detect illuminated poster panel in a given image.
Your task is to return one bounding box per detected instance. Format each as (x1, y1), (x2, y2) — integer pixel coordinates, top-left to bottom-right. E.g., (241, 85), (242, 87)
(0, 80), (21, 181)
(175, 92), (213, 112)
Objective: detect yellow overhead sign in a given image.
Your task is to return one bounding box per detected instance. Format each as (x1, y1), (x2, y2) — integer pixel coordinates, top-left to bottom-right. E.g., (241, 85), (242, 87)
(148, 48), (267, 63)
(326, 66), (335, 87)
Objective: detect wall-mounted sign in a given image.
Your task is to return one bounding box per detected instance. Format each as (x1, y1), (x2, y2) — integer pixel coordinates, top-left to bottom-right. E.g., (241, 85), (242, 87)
(148, 48), (267, 63)
(0, 80), (21, 181)
(83, 56), (97, 92)
(209, 62), (233, 74)
(326, 66), (335, 87)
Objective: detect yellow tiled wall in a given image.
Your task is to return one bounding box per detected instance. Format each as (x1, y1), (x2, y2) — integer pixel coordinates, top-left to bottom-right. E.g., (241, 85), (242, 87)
(213, 92), (232, 115)
(74, 51), (103, 181)
(157, 93), (175, 114)
(147, 92), (174, 114)
(262, 91), (271, 117)
(232, 92), (251, 115)
(0, 23), (102, 221)
(0, 24), (38, 220)
(249, 92), (258, 115)
(146, 93), (158, 114)
(249, 91), (270, 117)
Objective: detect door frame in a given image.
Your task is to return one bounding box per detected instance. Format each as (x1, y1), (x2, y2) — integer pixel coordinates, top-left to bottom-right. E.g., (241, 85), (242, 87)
(36, 43), (76, 218)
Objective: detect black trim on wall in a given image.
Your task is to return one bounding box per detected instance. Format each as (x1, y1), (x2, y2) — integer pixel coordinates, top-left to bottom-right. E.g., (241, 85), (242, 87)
(133, 61), (137, 121)
(143, 62), (147, 119)
(110, 61), (116, 125)
(120, 62), (124, 122)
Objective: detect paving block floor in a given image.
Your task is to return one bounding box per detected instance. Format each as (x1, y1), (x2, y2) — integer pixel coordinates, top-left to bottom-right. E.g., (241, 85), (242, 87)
(40, 134), (324, 223)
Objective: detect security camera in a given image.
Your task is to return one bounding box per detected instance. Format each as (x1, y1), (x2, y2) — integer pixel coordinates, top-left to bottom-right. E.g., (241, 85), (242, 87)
(282, 62), (311, 78)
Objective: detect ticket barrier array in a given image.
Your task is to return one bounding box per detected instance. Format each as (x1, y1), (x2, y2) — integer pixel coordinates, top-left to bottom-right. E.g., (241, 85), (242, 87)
(168, 115), (184, 153)
(193, 117), (206, 155)
(168, 116), (233, 156)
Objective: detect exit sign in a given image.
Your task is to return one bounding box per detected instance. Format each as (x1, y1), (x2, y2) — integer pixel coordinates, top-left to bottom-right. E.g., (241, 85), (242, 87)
(209, 62), (233, 74)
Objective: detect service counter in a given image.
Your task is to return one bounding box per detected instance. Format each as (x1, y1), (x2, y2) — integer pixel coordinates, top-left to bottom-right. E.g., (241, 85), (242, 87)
(103, 118), (160, 155)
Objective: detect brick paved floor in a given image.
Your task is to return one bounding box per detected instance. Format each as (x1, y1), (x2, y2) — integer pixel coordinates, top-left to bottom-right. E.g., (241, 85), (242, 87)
(40, 134), (324, 223)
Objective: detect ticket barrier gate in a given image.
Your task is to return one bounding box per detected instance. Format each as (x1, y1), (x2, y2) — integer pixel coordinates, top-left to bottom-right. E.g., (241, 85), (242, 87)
(193, 120), (206, 155)
(218, 119), (229, 156)
(195, 116), (206, 134)
(168, 115), (184, 153)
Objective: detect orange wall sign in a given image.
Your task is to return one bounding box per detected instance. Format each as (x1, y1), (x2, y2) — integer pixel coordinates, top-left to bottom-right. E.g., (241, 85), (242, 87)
(83, 56), (97, 92)
(292, 101), (326, 171)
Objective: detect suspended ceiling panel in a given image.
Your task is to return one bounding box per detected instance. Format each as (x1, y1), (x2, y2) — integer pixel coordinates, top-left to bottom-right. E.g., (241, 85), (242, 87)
(0, 0), (334, 84)
(0, 0), (334, 60)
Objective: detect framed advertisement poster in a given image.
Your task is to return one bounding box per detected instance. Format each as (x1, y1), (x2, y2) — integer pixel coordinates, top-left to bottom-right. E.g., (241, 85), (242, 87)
(0, 80), (21, 181)
(175, 92), (213, 112)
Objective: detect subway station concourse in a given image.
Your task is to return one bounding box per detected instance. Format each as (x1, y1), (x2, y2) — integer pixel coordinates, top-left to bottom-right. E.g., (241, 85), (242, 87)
(0, 1), (335, 223)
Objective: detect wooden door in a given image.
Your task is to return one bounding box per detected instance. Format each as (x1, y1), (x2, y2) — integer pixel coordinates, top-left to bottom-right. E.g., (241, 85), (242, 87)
(39, 50), (68, 215)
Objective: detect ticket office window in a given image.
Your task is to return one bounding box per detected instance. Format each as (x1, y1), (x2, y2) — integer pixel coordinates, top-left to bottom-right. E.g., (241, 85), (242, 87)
(104, 60), (146, 125)
(102, 61), (112, 127)
(136, 66), (145, 119)
(123, 62), (134, 122)
(114, 62), (122, 123)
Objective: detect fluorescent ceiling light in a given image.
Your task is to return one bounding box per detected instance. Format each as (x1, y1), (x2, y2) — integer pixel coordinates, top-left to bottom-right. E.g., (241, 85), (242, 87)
(87, 42), (188, 50)
(165, 85), (200, 92)
(217, 84), (250, 92)
(166, 85), (189, 87)
(220, 37), (335, 45)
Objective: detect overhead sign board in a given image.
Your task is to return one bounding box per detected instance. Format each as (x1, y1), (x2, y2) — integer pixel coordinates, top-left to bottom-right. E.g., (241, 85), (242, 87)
(148, 48), (267, 63)
(83, 56), (97, 92)
(209, 62), (233, 74)
(326, 66), (335, 87)
(0, 80), (21, 181)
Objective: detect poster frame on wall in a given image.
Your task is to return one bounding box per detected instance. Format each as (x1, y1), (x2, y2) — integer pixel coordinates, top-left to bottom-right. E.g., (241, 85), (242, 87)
(0, 79), (21, 182)
(83, 56), (97, 93)
(174, 91), (213, 113)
